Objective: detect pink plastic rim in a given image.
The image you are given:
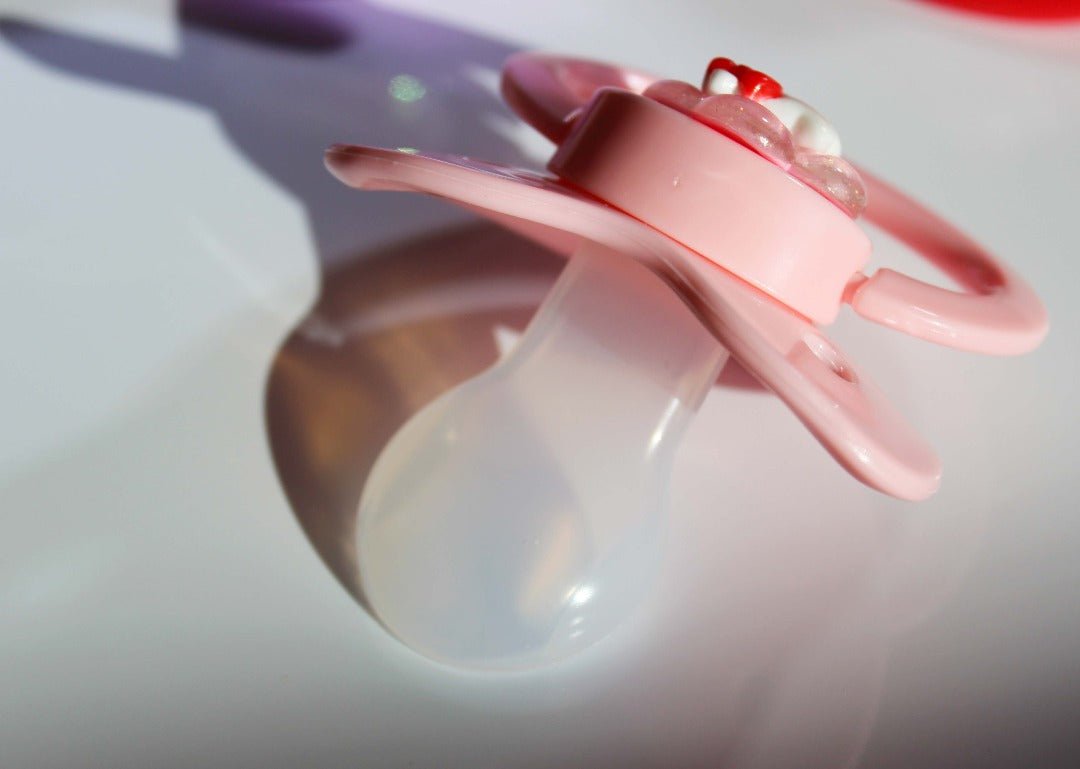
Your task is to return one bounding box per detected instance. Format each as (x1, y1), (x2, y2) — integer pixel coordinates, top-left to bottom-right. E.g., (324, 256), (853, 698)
(548, 88), (870, 324)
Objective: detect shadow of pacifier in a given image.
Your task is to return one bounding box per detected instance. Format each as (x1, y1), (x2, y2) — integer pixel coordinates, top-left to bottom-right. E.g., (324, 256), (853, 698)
(354, 240), (727, 670)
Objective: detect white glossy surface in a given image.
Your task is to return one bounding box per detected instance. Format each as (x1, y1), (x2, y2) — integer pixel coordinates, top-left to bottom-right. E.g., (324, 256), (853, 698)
(1, 1), (1078, 767)
(359, 244), (726, 669)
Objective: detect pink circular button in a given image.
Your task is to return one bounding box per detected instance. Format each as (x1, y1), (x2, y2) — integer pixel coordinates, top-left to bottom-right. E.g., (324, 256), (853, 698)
(550, 89), (870, 324)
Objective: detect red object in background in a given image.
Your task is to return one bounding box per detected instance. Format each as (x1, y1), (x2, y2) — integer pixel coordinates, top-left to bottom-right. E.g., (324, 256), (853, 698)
(918, 0), (1080, 20)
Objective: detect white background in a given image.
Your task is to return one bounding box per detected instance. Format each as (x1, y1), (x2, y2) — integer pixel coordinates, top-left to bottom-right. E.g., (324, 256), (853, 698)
(1, 1), (1078, 767)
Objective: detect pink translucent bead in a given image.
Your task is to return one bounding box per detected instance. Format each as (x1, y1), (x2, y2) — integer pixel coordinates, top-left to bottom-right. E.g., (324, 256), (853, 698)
(791, 152), (867, 218)
(643, 79), (704, 113)
(692, 94), (795, 170)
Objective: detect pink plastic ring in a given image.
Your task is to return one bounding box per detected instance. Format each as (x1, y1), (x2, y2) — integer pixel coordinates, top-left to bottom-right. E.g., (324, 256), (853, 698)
(850, 168), (1047, 354)
(501, 53), (1048, 355)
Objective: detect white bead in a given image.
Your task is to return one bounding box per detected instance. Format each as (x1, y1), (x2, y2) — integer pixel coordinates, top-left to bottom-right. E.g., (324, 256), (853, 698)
(761, 96), (843, 156)
(704, 68), (740, 96)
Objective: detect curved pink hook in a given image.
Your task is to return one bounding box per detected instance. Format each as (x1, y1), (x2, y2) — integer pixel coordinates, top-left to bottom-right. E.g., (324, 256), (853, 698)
(850, 168), (1048, 354)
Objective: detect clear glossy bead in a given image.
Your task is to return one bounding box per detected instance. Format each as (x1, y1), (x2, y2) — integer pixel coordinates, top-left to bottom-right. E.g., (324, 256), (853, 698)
(792, 152), (867, 218)
(692, 94), (795, 169)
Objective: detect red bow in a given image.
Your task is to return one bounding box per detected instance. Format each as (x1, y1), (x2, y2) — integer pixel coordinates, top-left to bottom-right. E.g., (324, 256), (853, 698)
(704, 57), (784, 100)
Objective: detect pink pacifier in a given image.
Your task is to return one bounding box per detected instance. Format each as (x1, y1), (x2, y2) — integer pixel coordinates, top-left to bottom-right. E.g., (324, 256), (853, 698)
(324, 54), (1047, 670)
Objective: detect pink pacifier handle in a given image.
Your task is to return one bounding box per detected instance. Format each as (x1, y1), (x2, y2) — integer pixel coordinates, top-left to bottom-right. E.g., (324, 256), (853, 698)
(850, 169), (1047, 354)
(501, 53), (1048, 355)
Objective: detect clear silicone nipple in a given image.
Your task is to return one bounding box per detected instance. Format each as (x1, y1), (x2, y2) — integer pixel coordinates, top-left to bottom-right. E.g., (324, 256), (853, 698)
(357, 242), (728, 670)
